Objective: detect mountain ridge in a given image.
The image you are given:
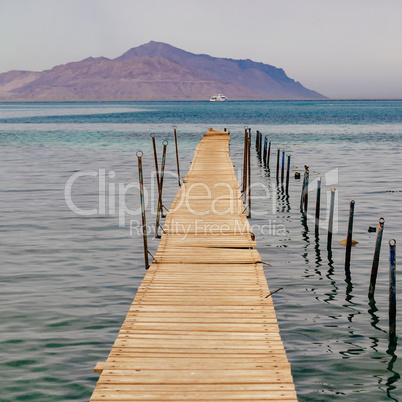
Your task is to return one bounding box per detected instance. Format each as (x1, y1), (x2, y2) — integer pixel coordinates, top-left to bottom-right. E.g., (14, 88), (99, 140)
(0, 41), (326, 101)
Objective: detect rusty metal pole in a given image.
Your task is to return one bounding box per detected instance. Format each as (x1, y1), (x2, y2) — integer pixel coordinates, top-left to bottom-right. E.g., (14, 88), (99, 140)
(247, 133), (251, 218)
(315, 177), (321, 233)
(258, 133), (264, 159)
(137, 151), (149, 270)
(276, 149), (280, 181)
(155, 140), (168, 238)
(261, 133), (263, 158)
(303, 166), (309, 212)
(248, 128), (252, 147)
(160, 140), (168, 217)
(266, 141), (271, 168)
(389, 239), (397, 338)
(256, 130), (259, 151)
(300, 165), (309, 212)
(150, 133), (160, 193)
(327, 188), (336, 251)
(242, 127), (248, 197)
(345, 200), (355, 270)
(286, 154), (291, 194)
(173, 126), (181, 186)
(300, 167), (306, 211)
(369, 217), (385, 299)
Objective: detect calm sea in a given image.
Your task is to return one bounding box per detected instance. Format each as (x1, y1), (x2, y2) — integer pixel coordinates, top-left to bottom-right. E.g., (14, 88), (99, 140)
(1, 100), (402, 401)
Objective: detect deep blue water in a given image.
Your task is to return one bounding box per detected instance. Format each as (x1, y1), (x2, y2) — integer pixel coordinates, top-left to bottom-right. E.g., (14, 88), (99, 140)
(1, 100), (402, 125)
(1, 100), (402, 401)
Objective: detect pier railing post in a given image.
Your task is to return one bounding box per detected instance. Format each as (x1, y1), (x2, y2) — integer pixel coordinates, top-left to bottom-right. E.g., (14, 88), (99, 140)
(286, 154), (291, 194)
(137, 151), (149, 270)
(155, 140), (168, 238)
(389, 239), (397, 338)
(369, 217), (385, 298)
(300, 168), (306, 211)
(242, 127), (248, 197)
(303, 166), (309, 212)
(256, 130), (260, 152)
(300, 165), (309, 212)
(345, 200), (355, 270)
(315, 177), (321, 234)
(173, 126), (181, 186)
(260, 132), (262, 155)
(327, 188), (336, 251)
(150, 133), (160, 190)
(266, 141), (271, 168)
(247, 131), (251, 218)
(276, 149), (280, 181)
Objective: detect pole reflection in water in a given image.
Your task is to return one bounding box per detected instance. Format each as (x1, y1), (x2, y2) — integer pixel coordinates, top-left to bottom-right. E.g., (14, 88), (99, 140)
(368, 298), (387, 334)
(386, 337), (400, 401)
(344, 267), (354, 304)
(314, 232), (322, 270)
(300, 209), (311, 268)
(276, 180), (290, 213)
(324, 252), (338, 303)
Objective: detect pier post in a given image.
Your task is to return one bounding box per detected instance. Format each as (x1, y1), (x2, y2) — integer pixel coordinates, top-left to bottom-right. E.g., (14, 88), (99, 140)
(266, 141), (271, 168)
(345, 200), (355, 270)
(300, 169), (306, 211)
(173, 126), (181, 186)
(276, 149), (280, 181)
(327, 188), (336, 251)
(247, 131), (251, 218)
(300, 165), (309, 212)
(137, 151), (149, 270)
(281, 150), (285, 186)
(150, 133), (160, 190)
(368, 217), (385, 298)
(155, 140), (168, 238)
(303, 166), (309, 212)
(315, 177), (321, 234)
(389, 239), (397, 338)
(255, 130), (258, 150)
(242, 127), (248, 196)
(256, 130), (260, 154)
(286, 154), (291, 193)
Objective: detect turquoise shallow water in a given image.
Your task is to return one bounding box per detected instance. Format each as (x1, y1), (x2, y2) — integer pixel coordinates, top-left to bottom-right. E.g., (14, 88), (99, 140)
(1, 100), (402, 401)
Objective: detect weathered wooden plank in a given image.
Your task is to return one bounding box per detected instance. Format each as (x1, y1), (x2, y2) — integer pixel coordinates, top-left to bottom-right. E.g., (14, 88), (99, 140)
(98, 356), (288, 364)
(108, 348), (289, 357)
(91, 390), (297, 401)
(112, 340), (285, 351)
(97, 368), (294, 383)
(116, 331), (282, 340)
(124, 318), (277, 325)
(94, 383), (296, 391)
(95, 361), (291, 372)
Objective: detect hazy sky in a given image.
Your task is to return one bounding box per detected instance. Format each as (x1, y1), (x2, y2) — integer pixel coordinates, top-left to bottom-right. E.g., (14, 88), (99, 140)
(1, 0), (401, 99)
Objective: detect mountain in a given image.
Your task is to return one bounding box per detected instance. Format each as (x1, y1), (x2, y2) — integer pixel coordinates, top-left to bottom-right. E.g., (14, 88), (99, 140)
(0, 41), (326, 101)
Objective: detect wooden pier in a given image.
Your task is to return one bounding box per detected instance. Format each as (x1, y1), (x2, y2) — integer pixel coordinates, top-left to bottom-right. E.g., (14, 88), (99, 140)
(91, 129), (297, 401)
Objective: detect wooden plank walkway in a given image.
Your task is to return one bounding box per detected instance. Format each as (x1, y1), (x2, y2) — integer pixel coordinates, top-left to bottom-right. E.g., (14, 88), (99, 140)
(91, 129), (297, 401)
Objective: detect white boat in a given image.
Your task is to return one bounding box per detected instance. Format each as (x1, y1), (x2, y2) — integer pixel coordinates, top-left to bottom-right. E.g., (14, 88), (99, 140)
(210, 94), (227, 102)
